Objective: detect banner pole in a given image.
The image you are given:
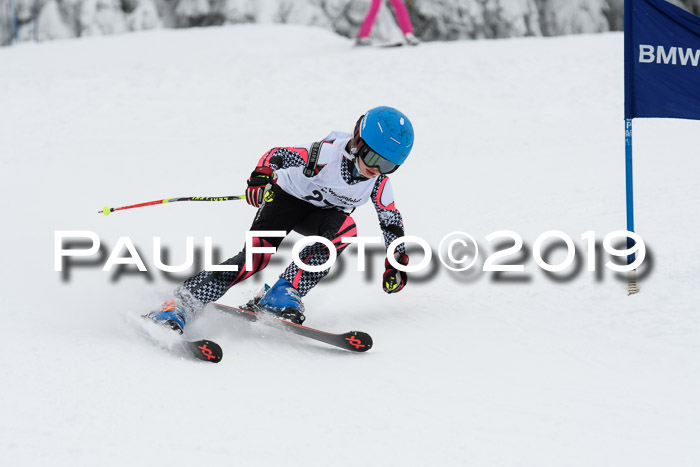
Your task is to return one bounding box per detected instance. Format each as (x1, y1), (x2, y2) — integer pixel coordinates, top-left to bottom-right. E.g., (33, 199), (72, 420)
(625, 118), (639, 294)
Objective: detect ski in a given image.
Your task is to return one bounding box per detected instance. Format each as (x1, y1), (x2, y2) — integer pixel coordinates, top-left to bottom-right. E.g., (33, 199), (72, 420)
(137, 315), (223, 363)
(377, 41), (405, 48)
(182, 339), (223, 363)
(211, 302), (373, 353)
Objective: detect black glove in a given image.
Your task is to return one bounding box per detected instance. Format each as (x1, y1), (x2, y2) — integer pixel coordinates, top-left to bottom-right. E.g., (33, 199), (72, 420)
(246, 166), (276, 208)
(383, 252), (409, 294)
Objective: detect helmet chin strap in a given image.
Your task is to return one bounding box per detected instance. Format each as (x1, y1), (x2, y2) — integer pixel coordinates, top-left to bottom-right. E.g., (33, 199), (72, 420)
(346, 140), (358, 156)
(345, 151), (368, 180)
(342, 141), (361, 177)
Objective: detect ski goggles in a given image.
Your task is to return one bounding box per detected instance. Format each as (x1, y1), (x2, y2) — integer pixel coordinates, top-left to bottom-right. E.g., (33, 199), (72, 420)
(357, 140), (400, 174)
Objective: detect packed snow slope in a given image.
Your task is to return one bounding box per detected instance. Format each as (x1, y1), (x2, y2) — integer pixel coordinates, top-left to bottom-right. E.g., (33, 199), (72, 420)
(2, 25), (699, 467)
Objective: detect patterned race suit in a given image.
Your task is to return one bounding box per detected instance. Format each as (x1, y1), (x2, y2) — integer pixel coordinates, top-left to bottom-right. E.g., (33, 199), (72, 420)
(182, 131), (406, 304)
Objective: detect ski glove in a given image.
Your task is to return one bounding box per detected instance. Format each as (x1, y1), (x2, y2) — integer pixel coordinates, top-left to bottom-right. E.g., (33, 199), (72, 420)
(383, 252), (409, 294)
(246, 166), (277, 208)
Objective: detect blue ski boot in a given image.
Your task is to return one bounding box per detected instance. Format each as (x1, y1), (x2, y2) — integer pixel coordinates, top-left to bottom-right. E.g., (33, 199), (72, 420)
(146, 300), (188, 334)
(258, 277), (306, 324)
(145, 287), (203, 334)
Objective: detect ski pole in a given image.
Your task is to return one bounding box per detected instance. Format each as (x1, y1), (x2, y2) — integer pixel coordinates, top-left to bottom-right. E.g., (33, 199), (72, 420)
(99, 195), (246, 216)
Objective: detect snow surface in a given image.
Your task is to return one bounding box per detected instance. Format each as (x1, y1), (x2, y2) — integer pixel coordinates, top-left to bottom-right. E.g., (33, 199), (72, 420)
(2, 24), (700, 467)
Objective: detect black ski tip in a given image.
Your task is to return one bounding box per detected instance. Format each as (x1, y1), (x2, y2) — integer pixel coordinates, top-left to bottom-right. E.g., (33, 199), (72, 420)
(343, 331), (373, 352)
(186, 339), (223, 363)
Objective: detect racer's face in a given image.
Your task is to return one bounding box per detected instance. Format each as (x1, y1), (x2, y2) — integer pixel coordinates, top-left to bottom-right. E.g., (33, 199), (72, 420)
(356, 153), (381, 178)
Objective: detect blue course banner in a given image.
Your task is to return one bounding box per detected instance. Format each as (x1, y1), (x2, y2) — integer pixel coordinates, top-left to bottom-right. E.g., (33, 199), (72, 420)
(625, 0), (700, 120)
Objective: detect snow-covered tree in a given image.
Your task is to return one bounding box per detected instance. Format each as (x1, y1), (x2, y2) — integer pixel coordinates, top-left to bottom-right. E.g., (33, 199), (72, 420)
(408, 0), (541, 41)
(173, 0), (215, 27)
(126, 0), (162, 30)
(5, 0), (700, 47)
(537, 0), (610, 35)
(1, 0), (11, 45)
(80, 0), (126, 35)
(221, 0), (254, 23)
(37, 0), (72, 39)
(686, 0), (700, 14)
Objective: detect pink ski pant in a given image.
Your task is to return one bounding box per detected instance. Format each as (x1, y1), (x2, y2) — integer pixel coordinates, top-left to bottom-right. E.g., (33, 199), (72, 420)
(357, 0), (414, 38)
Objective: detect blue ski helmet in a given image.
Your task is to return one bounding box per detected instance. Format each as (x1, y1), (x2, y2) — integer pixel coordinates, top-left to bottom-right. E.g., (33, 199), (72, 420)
(353, 106), (414, 174)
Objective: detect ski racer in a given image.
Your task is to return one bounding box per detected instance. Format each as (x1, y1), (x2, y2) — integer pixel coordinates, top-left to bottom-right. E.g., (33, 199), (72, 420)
(147, 106), (414, 333)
